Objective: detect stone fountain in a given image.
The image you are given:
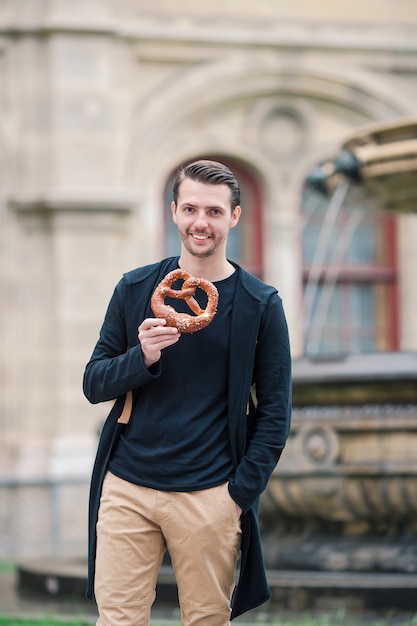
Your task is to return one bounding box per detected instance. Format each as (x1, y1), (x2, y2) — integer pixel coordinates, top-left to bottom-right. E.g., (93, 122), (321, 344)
(260, 352), (417, 610)
(259, 120), (417, 611)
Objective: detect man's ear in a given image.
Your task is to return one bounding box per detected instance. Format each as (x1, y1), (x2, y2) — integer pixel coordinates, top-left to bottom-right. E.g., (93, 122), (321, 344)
(171, 201), (178, 224)
(230, 205), (241, 228)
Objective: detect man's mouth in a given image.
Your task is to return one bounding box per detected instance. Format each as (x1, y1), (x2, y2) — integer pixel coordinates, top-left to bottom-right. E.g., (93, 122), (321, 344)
(191, 233), (210, 241)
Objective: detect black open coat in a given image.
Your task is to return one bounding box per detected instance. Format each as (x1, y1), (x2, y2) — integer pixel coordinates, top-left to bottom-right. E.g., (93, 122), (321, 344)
(83, 257), (292, 620)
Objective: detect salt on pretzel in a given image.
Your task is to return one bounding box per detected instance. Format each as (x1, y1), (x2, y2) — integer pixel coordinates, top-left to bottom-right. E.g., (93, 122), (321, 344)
(151, 269), (219, 333)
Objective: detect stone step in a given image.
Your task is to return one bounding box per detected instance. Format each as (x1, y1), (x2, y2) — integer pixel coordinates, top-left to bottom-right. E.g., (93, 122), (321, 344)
(17, 557), (417, 611)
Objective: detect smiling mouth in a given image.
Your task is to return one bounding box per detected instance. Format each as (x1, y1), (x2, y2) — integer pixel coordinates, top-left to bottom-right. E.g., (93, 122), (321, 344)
(191, 233), (210, 241)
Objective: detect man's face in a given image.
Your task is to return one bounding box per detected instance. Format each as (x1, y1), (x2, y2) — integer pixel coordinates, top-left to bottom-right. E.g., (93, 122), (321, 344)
(171, 177), (241, 259)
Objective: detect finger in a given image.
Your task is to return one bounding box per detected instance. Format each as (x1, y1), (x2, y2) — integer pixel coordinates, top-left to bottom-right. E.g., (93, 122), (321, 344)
(139, 325), (179, 341)
(139, 317), (167, 331)
(151, 335), (181, 351)
(138, 325), (180, 351)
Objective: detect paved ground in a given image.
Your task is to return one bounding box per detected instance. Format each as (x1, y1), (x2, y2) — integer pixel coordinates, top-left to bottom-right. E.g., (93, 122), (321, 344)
(2, 564), (417, 626)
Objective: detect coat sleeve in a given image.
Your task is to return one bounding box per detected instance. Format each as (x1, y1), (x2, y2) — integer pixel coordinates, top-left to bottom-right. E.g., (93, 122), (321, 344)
(83, 279), (160, 404)
(228, 292), (292, 513)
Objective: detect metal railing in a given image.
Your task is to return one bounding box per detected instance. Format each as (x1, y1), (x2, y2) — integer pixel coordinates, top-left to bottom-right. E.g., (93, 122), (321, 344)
(0, 477), (89, 558)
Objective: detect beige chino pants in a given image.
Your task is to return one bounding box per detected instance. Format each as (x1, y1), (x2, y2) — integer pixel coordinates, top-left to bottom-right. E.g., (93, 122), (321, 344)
(95, 471), (242, 626)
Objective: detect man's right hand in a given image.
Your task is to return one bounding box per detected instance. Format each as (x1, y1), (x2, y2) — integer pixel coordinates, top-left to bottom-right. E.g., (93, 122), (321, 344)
(138, 318), (180, 368)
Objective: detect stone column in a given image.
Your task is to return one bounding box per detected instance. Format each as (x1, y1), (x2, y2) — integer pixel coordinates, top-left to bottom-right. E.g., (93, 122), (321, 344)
(398, 213), (417, 351)
(3, 0), (137, 480)
(264, 181), (304, 358)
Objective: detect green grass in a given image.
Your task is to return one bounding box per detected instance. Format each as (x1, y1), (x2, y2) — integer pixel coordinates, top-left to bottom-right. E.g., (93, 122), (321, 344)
(0, 620), (168, 626)
(1, 617), (417, 626)
(0, 562), (15, 573)
(0, 620), (89, 626)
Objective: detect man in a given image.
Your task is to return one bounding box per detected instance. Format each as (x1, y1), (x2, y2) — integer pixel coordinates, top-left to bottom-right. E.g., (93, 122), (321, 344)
(83, 159), (292, 625)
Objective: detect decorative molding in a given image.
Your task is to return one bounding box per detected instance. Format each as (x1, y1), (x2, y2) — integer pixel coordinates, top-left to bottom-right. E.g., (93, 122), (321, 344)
(266, 401), (417, 522)
(10, 189), (140, 213)
(244, 98), (314, 163)
(1, 17), (417, 55)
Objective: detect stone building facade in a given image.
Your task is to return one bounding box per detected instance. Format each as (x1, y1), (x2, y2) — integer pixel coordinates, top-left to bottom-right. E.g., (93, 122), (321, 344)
(0, 0), (417, 556)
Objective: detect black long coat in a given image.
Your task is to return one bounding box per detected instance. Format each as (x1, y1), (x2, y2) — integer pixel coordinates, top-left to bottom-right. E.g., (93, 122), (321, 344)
(83, 257), (292, 620)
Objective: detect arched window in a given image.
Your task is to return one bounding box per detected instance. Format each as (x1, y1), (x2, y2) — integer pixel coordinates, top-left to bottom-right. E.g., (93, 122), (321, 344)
(302, 184), (399, 357)
(164, 157), (264, 278)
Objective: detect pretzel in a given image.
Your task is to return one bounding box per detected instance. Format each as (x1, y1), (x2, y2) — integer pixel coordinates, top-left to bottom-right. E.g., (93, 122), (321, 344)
(151, 269), (219, 333)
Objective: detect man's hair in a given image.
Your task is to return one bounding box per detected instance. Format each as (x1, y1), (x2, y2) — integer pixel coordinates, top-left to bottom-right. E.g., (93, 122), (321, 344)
(172, 159), (240, 210)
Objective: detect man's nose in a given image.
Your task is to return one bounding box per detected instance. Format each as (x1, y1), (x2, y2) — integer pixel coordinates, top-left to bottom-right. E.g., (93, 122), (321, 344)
(194, 212), (209, 228)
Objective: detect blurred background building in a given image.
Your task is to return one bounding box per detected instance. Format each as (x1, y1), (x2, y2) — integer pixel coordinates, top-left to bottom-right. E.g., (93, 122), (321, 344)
(1, 0), (417, 559)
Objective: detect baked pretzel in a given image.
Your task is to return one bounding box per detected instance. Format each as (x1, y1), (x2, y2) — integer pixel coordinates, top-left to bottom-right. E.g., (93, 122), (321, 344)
(151, 269), (219, 333)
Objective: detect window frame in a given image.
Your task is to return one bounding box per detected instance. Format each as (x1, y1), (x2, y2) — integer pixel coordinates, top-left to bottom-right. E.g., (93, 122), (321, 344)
(302, 185), (399, 356)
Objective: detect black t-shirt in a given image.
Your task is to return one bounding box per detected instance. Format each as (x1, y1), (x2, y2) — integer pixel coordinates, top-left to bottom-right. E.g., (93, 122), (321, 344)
(109, 270), (238, 491)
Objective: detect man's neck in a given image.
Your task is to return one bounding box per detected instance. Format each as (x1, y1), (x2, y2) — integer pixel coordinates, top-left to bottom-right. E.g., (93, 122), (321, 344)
(177, 253), (235, 282)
